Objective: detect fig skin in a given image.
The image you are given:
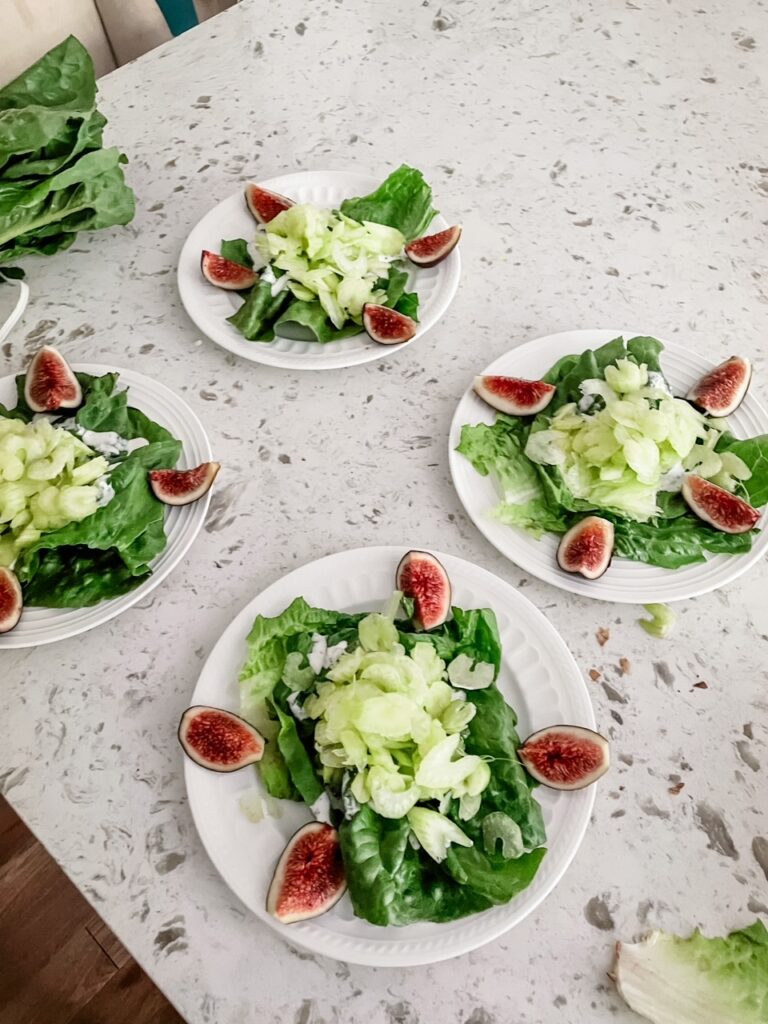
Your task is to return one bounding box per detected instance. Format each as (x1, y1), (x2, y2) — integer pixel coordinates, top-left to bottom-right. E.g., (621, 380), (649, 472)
(519, 724), (610, 790)
(0, 567), (23, 634)
(267, 822), (346, 924)
(556, 516), (614, 580)
(149, 462), (220, 506)
(201, 250), (258, 290)
(24, 346), (82, 413)
(396, 549), (452, 630)
(405, 225), (461, 267)
(473, 375), (556, 416)
(362, 303), (417, 345)
(686, 355), (752, 416)
(178, 705), (264, 772)
(682, 474), (760, 534)
(244, 183), (294, 224)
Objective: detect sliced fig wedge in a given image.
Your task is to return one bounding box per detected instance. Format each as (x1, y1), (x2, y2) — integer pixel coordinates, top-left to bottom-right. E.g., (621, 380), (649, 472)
(245, 183), (294, 224)
(396, 550), (451, 630)
(556, 516), (615, 580)
(519, 725), (610, 790)
(267, 822), (346, 923)
(149, 462), (220, 506)
(682, 474), (760, 534)
(0, 567), (22, 633)
(405, 225), (461, 267)
(687, 356), (751, 416)
(178, 705), (264, 771)
(24, 346), (82, 413)
(201, 250), (258, 290)
(474, 375), (556, 416)
(362, 303), (417, 345)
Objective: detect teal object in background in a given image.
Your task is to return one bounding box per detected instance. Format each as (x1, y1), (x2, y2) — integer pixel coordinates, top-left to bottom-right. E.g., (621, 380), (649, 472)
(156, 0), (199, 36)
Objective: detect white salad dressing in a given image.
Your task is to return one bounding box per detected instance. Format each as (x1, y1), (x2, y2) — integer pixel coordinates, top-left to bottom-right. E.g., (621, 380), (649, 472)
(308, 634), (348, 674)
(261, 264), (277, 285)
(658, 463), (685, 493)
(78, 430), (148, 458)
(287, 691), (309, 721)
(578, 394), (596, 413)
(270, 274), (291, 298)
(94, 477), (116, 507)
(647, 370), (672, 394)
(310, 792), (332, 824)
(50, 417), (148, 458)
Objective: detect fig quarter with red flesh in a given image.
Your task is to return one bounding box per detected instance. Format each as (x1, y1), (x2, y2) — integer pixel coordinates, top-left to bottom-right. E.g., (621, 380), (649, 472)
(405, 226), (461, 268)
(24, 346), (82, 413)
(245, 183), (294, 224)
(687, 356), (751, 416)
(473, 375), (556, 416)
(519, 724), (610, 790)
(201, 250), (258, 290)
(0, 567), (22, 633)
(178, 705), (264, 771)
(267, 822), (346, 923)
(362, 303), (417, 345)
(557, 516), (614, 580)
(396, 550), (452, 630)
(682, 474), (760, 534)
(149, 462), (220, 506)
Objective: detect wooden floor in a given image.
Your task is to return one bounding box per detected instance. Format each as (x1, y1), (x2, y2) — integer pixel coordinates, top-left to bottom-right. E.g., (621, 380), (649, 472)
(0, 798), (185, 1024)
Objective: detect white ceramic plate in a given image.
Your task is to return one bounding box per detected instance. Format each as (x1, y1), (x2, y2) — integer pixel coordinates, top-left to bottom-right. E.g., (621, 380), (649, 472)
(177, 170), (461, 370)
(0, 364), (212, 648)
(449, 329), (768, 604)
(184, 546), (595, 967)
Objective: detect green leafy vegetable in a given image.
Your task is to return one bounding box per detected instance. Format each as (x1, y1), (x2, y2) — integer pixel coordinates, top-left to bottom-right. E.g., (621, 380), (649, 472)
(227, 279), (291, 341)
(220, 238), (252, 268)
(0, 37), (135, 265)
(614, 920), (768, 1024)
(340, 165), (438, 242)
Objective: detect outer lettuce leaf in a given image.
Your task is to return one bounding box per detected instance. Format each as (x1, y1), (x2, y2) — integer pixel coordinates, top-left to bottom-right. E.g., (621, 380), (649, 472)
(456, 416), (569, 537)
(340, 165), (438, 241)
(716, 433), (768, 508)
(227, 279), (291, 341)
(220, 237), (252, 267)
(382, 266), (419, 321)
(274, 299), (362, 343)
(615, 920), (768, 1024)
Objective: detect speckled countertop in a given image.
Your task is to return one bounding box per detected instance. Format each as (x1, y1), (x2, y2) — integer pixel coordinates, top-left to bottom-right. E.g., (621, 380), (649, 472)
(2, 1), (767, 1021)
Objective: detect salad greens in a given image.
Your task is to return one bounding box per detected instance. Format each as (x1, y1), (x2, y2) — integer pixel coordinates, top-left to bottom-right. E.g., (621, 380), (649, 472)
(239, 593), (546, 926)
(225, 165), (434, 344)
(614, 920), (768, 1024)
(0, 36), (135, 266)
(0, 371), (180, 607)
(458, 336), (768, 569)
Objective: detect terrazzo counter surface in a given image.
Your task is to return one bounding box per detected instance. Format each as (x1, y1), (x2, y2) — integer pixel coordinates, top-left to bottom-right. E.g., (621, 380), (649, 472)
(2, 0), (767, 1021)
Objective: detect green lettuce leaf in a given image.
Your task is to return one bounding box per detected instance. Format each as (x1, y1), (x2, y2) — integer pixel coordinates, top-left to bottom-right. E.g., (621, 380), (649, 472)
(226, 279), (291, 341)
(615, 920), (768, 1024)
(340, 165), (438, 242)
(716, 433), (768, 508)
(220, 237), (252, 268)
(0, 148), (135, 263)
(274, 299), (362, 343)
(382, 266), (419, 321)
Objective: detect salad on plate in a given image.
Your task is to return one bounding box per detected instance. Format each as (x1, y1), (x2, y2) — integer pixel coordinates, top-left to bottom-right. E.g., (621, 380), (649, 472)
(178, 550), (608, 927)
(0, 345), (218, 632)
(199, 164), (460, 346)
(458, 336), (768, 580)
